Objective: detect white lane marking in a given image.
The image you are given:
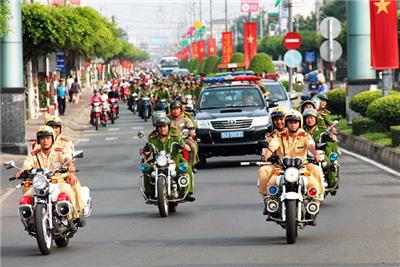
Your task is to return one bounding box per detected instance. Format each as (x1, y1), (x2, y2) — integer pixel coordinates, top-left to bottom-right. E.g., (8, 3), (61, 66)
(132, 136), (139, 139)
(108, 128), (120, 132)
(340, 148), (400, 179)
(0, 188), (16, 203)
(132, 126), (144, 130)
(77, 138), (90, 142)
(105, 137), (119, 141)
(83, 129), (96, 133)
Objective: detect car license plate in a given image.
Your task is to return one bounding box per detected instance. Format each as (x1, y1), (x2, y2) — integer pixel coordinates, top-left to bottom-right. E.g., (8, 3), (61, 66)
(221, 131), (244, 139)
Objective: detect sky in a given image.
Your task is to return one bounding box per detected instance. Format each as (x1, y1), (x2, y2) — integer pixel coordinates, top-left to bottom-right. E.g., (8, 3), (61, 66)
(81, 0), (317, 48)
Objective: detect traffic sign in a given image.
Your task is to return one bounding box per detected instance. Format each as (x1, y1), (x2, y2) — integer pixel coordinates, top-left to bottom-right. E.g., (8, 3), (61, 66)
(283, 32), (302, 50)
(284, 50), (302, 68)
(319, 40), (342, 62)
(320, 17), (342, 39)
(56, 52), (65, 73)
(305, 51), (316, 62)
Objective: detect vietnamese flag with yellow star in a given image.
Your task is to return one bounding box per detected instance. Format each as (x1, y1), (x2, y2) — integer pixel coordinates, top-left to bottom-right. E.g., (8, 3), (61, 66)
(369, 0), (399, 69)
(198, 40), (207, 62)
(208, 38), (217, 57)
(244, 22), (257, 68)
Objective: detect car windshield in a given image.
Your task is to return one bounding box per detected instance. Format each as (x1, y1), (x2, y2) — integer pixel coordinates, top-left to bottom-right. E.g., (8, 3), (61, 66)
(160, 58), (178, 68)
(262, 83), (288, 102)
(199, 87), (264, 109)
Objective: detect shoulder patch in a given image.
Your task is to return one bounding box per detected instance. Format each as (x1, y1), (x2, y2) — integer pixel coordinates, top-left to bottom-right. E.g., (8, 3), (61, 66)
(298, 131), (308, 137)
(31, 149), (41, 155)
(55, 148), (63, 152)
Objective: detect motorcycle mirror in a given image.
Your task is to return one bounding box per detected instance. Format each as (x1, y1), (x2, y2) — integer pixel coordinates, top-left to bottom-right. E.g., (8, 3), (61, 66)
(3, 160), (16, 169)
(137, 131), (145, 139)
(73, 151), (84, 159)
(316, 142), (326, 150)
(331, 120), (338, 127)
(258, 140), (269, 148)
(182, 129), (189, 138)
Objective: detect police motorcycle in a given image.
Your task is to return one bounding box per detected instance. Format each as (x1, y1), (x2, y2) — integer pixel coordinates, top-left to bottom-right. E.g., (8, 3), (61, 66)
(128, 92), (139, 114)
(242, 141), (321, 244)
(137, 131), (191, 217)
(307, 121), (340, 197)
(157, 99), (169, 114)
(184, 95), (195, 112)
(4, 151), (92, 255)
(140, 96), (152, 122)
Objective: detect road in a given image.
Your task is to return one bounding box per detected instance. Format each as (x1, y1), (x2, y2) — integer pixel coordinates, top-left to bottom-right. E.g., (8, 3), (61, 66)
(1, 107), (399, 267)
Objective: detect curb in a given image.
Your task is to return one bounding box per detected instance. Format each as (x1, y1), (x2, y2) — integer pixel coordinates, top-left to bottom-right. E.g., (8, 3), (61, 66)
(337, 131), (400, 173)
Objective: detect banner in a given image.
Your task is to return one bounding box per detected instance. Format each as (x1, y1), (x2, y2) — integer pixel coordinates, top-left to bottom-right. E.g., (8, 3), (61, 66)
(208, 38), (217, 57)
(369, 0), (399, 69)
(240, 0), (259, 13)
(243, 22), (257, 67)
(192, 42), (199, 59)
(198, 40), (206, 62)
(184, 46), (190, 60)
(222, 32), (234, 64)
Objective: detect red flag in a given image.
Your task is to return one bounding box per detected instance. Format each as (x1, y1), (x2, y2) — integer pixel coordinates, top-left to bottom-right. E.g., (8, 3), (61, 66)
(198, 41), (206, 62)
(208, 38), (217, 57)
(369, 0), (399, 69)
(192, 42), (199, 59)
(222, 32), (234, 64)
(244, 22), (257, 67)
(183, 47), (190, 60)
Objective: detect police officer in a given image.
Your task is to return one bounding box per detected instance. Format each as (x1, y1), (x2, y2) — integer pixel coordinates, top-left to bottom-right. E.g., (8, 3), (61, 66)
(169, 100), (198, 166)
(16, 126), (84, 225)
(141, 117), (195, 201)
(258, 110), (325, 211)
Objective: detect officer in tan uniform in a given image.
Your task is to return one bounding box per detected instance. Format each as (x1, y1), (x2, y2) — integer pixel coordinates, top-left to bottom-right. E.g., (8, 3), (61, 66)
(258, 110), (324, 204)
(169, 100), (198, 166)
(16, 126), (83, 224)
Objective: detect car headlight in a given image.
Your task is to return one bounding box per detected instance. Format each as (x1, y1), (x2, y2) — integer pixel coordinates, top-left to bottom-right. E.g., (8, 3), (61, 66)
(284, 167), (300, 183)
(156, 154), (168, 167)
(252, 116), (269, 127)
(32, 174), (48, 190)
(196, 120), (211, 129)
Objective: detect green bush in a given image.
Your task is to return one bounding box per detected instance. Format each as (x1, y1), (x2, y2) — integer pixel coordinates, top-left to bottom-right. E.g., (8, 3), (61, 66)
(188, 58), (199, 73)
(230, 52), (244, 64)
(204, 56), (219, 74)
(197, 57), (208, 74)
(327, 87), (346, 117)
(390, 125), (400, 147)
(281, 81), (302, 92)
(352, 117), (385, 136)
(247, 53), (275, 74)
(366, 94), (400, 128)
(179, 59), (189, 69)
(349, 90), (399, 116)
(38, 80), (47, 108)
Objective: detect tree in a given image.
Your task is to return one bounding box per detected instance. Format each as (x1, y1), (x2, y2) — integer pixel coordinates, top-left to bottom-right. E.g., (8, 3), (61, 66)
(0, 2), (9, 38)
(179, 59), (189, 69)
(248, 53), (275, 74)
(204, 56), (219, 74)
(197, 57), (208, 74)
(320, 0), (347, 23)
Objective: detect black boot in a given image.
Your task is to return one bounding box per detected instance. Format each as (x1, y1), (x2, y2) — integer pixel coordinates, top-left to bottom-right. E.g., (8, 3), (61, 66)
(75, 217), (86, 227)
(184, 193), (196, 202)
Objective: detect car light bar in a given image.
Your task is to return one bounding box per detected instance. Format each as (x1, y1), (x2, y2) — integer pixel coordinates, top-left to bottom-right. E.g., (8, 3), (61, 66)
(265, 73), (280, 80)
(202, 75), (261, 83)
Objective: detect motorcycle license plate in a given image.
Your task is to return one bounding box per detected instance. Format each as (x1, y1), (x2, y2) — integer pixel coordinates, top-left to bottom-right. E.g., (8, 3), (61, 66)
(94, 107), (101, 112)
(221, 131), (244, 139)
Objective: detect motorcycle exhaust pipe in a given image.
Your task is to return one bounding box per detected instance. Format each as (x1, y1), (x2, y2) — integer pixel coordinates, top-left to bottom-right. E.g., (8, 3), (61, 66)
(56, 201), (71, 217)
(19, 205), (33, 219)
(178, 175), (189, 188)
(266, 199), (279, 213)
(306, 201), (320, 215)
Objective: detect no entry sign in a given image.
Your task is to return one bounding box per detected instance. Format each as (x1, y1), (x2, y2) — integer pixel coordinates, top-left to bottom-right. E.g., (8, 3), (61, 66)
(283, 32), (302, 50)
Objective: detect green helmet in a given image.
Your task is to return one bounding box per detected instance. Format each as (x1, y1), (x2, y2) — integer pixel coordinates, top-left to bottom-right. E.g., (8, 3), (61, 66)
(155, 116), (171, 127)
(303, 108), (318, 118)
(315, 94), (328, 101)
(170, 100), (181, 109)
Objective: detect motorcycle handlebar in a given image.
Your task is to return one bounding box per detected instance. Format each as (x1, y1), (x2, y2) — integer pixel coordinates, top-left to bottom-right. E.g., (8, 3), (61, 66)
(9, 177), (16, 181)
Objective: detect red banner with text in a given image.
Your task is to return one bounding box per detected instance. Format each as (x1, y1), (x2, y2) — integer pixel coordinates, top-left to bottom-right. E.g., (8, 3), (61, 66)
(207, 38), (217, 57)
(192, 42), (199, 59)
(222, 32), (234, 64)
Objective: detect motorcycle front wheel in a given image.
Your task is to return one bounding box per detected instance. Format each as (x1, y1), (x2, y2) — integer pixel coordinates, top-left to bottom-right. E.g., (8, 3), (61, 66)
(285, 200), (297, 244)
(35, 203), (53, 255)
(157, 177), (169, 217)
(144, 108), (149, 122)
(110, 111), (115, 124)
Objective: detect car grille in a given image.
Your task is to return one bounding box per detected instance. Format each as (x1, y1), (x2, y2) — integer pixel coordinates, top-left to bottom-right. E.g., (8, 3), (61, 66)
(211, 119), (253, 130)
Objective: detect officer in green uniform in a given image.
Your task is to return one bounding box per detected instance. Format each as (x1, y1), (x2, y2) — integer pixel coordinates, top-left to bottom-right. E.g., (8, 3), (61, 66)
(141, 117), (195, 201)
(303, 109), (338, 189)
(301, 100), (327, 128)
(314, 94), (334, 128)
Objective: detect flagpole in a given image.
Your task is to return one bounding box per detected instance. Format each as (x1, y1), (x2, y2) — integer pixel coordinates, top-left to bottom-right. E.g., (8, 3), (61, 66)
(210, 0), (213, 38)
(224, 0), (228, 32)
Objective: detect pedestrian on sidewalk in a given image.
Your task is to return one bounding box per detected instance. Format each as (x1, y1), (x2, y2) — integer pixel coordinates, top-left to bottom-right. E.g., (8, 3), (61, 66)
(66, 75), (74, 103)
(71, 78), (81, 104)
(57, 79), (67, 116)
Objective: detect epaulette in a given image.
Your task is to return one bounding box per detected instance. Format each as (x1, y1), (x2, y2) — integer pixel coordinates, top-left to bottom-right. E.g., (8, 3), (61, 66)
(55, 148), (63, 152)
(60, 136), (71, 142)
(298, 131), (308, 137)
(31, 149), (41, 156)
(148, 130), (158, 139)
(279, 131), (288, 137)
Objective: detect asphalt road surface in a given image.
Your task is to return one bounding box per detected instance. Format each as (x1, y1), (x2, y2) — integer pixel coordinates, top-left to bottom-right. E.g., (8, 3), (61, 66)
(1, 106), (399, 267)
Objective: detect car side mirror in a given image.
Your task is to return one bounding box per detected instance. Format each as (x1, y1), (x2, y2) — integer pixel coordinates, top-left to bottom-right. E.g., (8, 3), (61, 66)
(138, 131), (145, 139)
(258, 140), (269, 148)
(73, 151), (83, 159)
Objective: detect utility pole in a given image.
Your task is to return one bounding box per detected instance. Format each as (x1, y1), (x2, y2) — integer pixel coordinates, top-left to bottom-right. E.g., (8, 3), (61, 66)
(260, 7), (264, 39)
(210, 0), (213, 38)
(199, 0), (202, 21)
(287, 0), (294, 92)
(224, 0), (228, 32)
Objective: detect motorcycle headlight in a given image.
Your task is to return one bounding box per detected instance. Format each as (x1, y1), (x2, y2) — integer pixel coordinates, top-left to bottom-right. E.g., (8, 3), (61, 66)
(329, 152), (338, 161)
(178, 162), (188, 172)
(32, 174), (48, 190)
(284, 167), (300, 183)
(252, 116), (269, 127)
(196, 120), (211, 129)
(156, 154), (168, 167)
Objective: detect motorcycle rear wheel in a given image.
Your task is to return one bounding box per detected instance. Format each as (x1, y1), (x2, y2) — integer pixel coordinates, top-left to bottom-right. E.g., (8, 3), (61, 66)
(35, 203), (53, 255)
(285, 200), (297, 244)
(95, 117), (99, 131)
(157, 177), (169, 217)
(111, 112), (115, 124)
(55, 237), (69, 247)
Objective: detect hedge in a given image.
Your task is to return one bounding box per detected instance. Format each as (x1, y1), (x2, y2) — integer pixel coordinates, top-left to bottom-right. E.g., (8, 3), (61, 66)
(248, 53), (275, 74)
(230, 52), (244, 64)
(281, 81), (302, 92)
(349, 90), (399, 116)
(352, 117), (385, 136)
(366, 94), (400, 128)
(390, 125), (400, 147)
(179, 59), (189, 69)
(204, 56), (219, 74)
(197, 57), (208, 74)
(188, 58), (199, 73)
(327, 88), (346, 117)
